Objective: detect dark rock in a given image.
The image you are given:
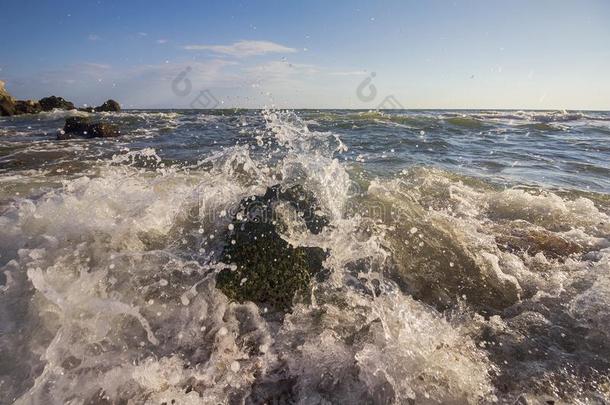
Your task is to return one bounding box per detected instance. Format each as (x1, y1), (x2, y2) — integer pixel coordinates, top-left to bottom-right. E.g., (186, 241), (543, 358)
(0, 80), (16, 116)
(78, 100), (121, 113)
(217, 184), (329, 311)
(63, 117), (90, 134)
(1, 84), (120, 117)
(0, 98), (15, 116)
(39, 96), (75, 111)
(95, 99), (121, 112)
(13, 100), (42, 115)
(58, 117), (121, 140)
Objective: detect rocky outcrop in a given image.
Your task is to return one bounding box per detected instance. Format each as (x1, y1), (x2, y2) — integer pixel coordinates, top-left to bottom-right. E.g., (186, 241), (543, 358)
(1, 81), (121, 117)
(39, 96), (75, 111)
(0, 80), (16, 116)
(78, 99), (121, 113)
(95, 99), (121, 112)
(13, 100), (42, 115)
(217, 185), (328, 311)
(1, 83), (69, 116)
(58, 117), (121, 140)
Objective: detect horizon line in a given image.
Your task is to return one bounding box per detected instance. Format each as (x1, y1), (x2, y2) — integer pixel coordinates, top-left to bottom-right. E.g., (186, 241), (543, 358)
(121, 107), (610, 112)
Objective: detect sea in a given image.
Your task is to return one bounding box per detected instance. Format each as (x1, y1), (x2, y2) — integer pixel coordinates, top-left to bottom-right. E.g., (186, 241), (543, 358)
(1, 108), (609, 404)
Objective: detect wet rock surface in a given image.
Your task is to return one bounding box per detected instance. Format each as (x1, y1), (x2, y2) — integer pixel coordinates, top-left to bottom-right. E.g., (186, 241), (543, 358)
(95, 99), (121, 112)
(217, 184), (329, 311)
(58, 117), (121, 140)
(13, 100), (42, 115)
(78, 99), (121, 113)
(39, 96), (75, 111)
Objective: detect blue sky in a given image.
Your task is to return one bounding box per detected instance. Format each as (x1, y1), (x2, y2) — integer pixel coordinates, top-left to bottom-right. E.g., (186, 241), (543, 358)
(1, 0), (609, 109)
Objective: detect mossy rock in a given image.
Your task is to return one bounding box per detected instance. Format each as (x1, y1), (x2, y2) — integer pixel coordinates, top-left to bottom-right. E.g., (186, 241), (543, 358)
(217, 185), (328, 311)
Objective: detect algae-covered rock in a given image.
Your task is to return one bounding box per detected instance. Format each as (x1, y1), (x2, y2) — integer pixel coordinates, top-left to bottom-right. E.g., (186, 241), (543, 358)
(217, 185), (328, 311)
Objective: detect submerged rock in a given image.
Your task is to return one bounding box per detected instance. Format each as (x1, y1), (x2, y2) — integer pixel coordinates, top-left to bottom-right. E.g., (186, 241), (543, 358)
(39, 96), (75, 111)
(217, 184), (328, 311)
(58, 117), (121, 140)
(495, 226), (584, 259)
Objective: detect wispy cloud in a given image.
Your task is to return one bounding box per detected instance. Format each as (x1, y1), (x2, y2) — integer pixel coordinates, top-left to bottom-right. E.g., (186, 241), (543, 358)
(329, 70), (368, 76)
(182, 40), (297, 57)
(156, 39), (168, 44)
(87, 34), (101, 41)
(4, 59), (241, 108)
(245, 61), (319, 78)
(79, 62), (112, 70)
(3, 55), (367, 108)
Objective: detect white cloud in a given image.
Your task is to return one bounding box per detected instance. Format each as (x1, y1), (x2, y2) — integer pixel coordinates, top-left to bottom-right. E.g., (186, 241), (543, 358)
(245, 61), (319, 79)
(79, 62), (112, 70)
(182, 40), (297, 57)
(3, 56), (369, 108)
(4, 59), (241, 108)
(156, 39), (168, 44)
(329, 70), (368, 76)
(88, 34), (101, 41)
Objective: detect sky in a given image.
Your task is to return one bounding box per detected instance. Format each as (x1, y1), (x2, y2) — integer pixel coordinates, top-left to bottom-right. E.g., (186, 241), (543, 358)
(1, 0), (609, 110)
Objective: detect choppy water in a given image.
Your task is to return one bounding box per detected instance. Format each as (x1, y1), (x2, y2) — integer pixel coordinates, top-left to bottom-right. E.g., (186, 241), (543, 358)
(0, 109), (609, 404)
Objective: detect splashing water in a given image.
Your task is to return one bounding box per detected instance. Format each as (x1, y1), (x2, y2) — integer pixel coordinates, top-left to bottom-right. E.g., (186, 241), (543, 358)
(1, 109), (609, 404)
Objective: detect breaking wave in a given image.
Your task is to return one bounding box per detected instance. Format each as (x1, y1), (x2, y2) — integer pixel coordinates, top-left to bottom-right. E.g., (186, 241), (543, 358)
(0, 109), (609, 404)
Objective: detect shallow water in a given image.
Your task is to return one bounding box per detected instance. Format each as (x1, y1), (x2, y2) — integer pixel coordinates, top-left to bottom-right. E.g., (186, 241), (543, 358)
(0, 109), (609, 404)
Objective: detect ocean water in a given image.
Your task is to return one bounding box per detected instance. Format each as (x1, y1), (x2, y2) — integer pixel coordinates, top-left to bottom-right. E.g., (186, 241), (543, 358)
(0, 108), (609, 404)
